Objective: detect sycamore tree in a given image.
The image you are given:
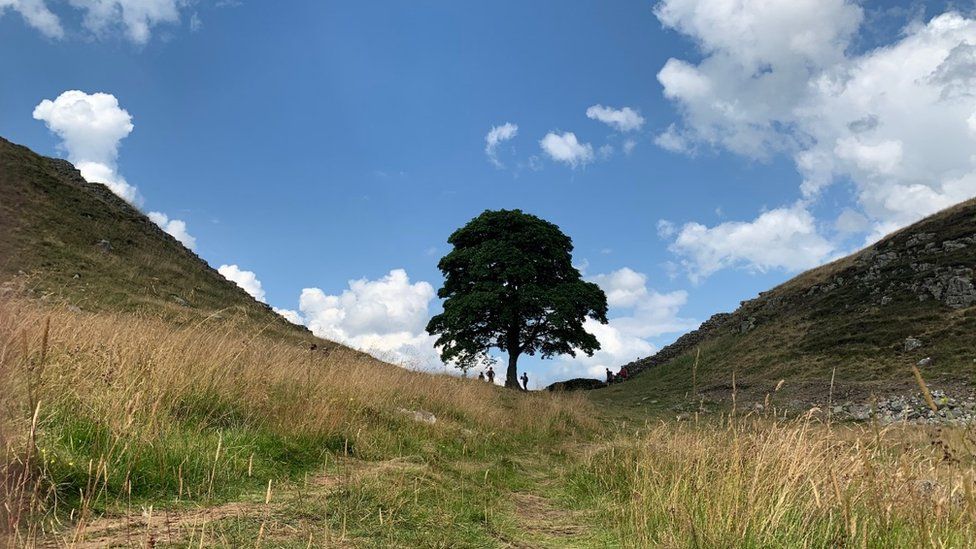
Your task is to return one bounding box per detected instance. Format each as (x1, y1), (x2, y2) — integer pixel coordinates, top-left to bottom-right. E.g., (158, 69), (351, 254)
(426, 209), (608, 388)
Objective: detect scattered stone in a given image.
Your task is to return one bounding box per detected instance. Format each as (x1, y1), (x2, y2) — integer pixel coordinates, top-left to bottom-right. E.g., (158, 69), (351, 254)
(397, 408), (437, 425)
(917, 357), (933, 368)
(67, 305), (82, 313)
(96, 239), (112, 252)
(904, 336), (923, 352)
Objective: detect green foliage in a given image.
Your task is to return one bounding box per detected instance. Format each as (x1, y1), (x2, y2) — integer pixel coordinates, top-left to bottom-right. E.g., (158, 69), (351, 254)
(426, 209), (608, 384)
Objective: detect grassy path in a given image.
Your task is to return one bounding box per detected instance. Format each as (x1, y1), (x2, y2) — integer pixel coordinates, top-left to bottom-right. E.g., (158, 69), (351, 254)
(40, 447), (613, 548)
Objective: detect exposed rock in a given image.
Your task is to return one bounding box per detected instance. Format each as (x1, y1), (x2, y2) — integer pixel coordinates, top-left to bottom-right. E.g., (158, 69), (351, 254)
(917, 357), (933, 368)
(397, 408), (437, 425)
(942, 238), (972, 251)
(944, 276), (976, 308)
(96, 239), (113, 252)
(739, 317), (756, 334)
(904, 336), (923, 352)
(906, 233), (936, 247)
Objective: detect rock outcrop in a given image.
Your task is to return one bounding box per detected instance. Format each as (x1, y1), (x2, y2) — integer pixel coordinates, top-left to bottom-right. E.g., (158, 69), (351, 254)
(619, 198), (976, 380)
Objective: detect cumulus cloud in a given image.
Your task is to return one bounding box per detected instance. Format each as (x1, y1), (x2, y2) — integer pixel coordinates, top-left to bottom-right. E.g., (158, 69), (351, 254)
(665, 205), (836, 282)
(273, 308), (304, 325)
(298, 269), (442, 370)
(33, 90), (140, 204)
(549, 267), (692, 381)
(655, 1), (976, 251)
(484, 122), (518, 168)
(586, 104), (645, 132)
(147, 211), (196, 250)
(35, 90), (198, 255)
(539, 131), (594, 168)
(0, 0), (63, 38)
(218, 264), (266, 302)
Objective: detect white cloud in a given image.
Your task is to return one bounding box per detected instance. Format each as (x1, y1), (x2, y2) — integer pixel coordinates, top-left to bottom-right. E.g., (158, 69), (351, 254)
(33, 90), (141, 204)
(273, 308), (304, 325)
(656, 2), (976, 249)
(667, 205), (836, 282)
(68, 0), (183, 44)
(0, 0), (64, 38)
(550, 267), (692, 381)
(298, 269), (442, 370)
(654, 123), (692, 154)
(484, 122), (518, 168)
(147, 211), (196, 251)
(586, 104), (646, 132)
(590, 267), (649, 308)
(623, 139), (637, 155)
(217, 264), (266, 302)
(834, 208), (870, 234)
(656, 219), (676, 238)
(539, 131), (594, 168)
(3, 0), (187, 42)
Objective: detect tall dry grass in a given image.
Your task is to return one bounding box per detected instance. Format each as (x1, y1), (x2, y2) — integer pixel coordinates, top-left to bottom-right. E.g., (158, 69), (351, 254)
(0, 298), (596, 542)
(580, 414), (976, 547)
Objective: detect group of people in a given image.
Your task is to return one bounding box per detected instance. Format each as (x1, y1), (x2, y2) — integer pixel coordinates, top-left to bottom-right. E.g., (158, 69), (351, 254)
(606, 366), (629, 384)
(477, 366), (530, 391)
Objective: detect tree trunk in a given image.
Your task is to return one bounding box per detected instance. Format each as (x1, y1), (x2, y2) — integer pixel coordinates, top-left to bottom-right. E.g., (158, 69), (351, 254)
(505, 350), (520, 388)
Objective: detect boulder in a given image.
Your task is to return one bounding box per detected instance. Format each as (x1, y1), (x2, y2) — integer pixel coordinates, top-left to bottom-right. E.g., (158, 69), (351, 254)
(904, 336), (922, 352)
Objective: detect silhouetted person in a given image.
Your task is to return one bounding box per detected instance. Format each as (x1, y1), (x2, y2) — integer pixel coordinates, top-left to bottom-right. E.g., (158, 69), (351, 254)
(606, 368), (613, 383)
(486, 366), (495, 384)
(617, 366), (629, 381)
(478, 371), (485, 381)
(520, 372), (529, 391)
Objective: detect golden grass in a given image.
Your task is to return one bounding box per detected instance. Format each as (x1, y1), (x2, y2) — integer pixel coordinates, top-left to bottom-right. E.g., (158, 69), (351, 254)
(5, 296), (976, 547)
(0, 298), (596, 544)
(581, 414), (976, 547)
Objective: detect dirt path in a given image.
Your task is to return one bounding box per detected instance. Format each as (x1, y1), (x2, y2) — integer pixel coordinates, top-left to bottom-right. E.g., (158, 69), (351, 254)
(38, 455), (599, 548)
(500, 491), (589, 548)
(41, 461), (385, 548)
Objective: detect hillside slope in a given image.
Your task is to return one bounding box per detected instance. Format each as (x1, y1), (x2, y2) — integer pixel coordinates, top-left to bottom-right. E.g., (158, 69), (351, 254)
(597, 199), (976, 408)
(0, 137), (323, 344)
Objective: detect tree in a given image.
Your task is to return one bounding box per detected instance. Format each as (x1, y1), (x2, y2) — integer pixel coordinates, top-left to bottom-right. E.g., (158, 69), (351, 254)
(426, 209), (608, 388)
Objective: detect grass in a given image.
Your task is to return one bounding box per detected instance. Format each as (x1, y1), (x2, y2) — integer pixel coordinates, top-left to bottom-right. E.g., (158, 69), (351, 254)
(0, 299), (598, 546)
(570, 415), (976, 547)
(3, 299), (976, 547)
(617, 198), (976, 404)
(0, 136), (316, 345)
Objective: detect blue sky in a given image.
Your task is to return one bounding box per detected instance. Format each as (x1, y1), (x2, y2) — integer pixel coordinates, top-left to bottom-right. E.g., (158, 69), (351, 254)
(3, 0), (976, 387)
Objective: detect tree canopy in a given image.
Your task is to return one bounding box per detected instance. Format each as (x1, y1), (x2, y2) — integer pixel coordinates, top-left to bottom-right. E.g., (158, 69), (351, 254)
(426, 209), (608, 388)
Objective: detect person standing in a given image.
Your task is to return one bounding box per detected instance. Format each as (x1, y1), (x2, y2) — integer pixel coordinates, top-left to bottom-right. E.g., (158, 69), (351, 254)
(520, 372), (529, 391)
(486, 366), (495, 384)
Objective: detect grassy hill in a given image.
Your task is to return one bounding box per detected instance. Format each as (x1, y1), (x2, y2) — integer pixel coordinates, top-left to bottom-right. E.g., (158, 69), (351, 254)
(0, 136), (320, 345)
(595, 199), (976, 411)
